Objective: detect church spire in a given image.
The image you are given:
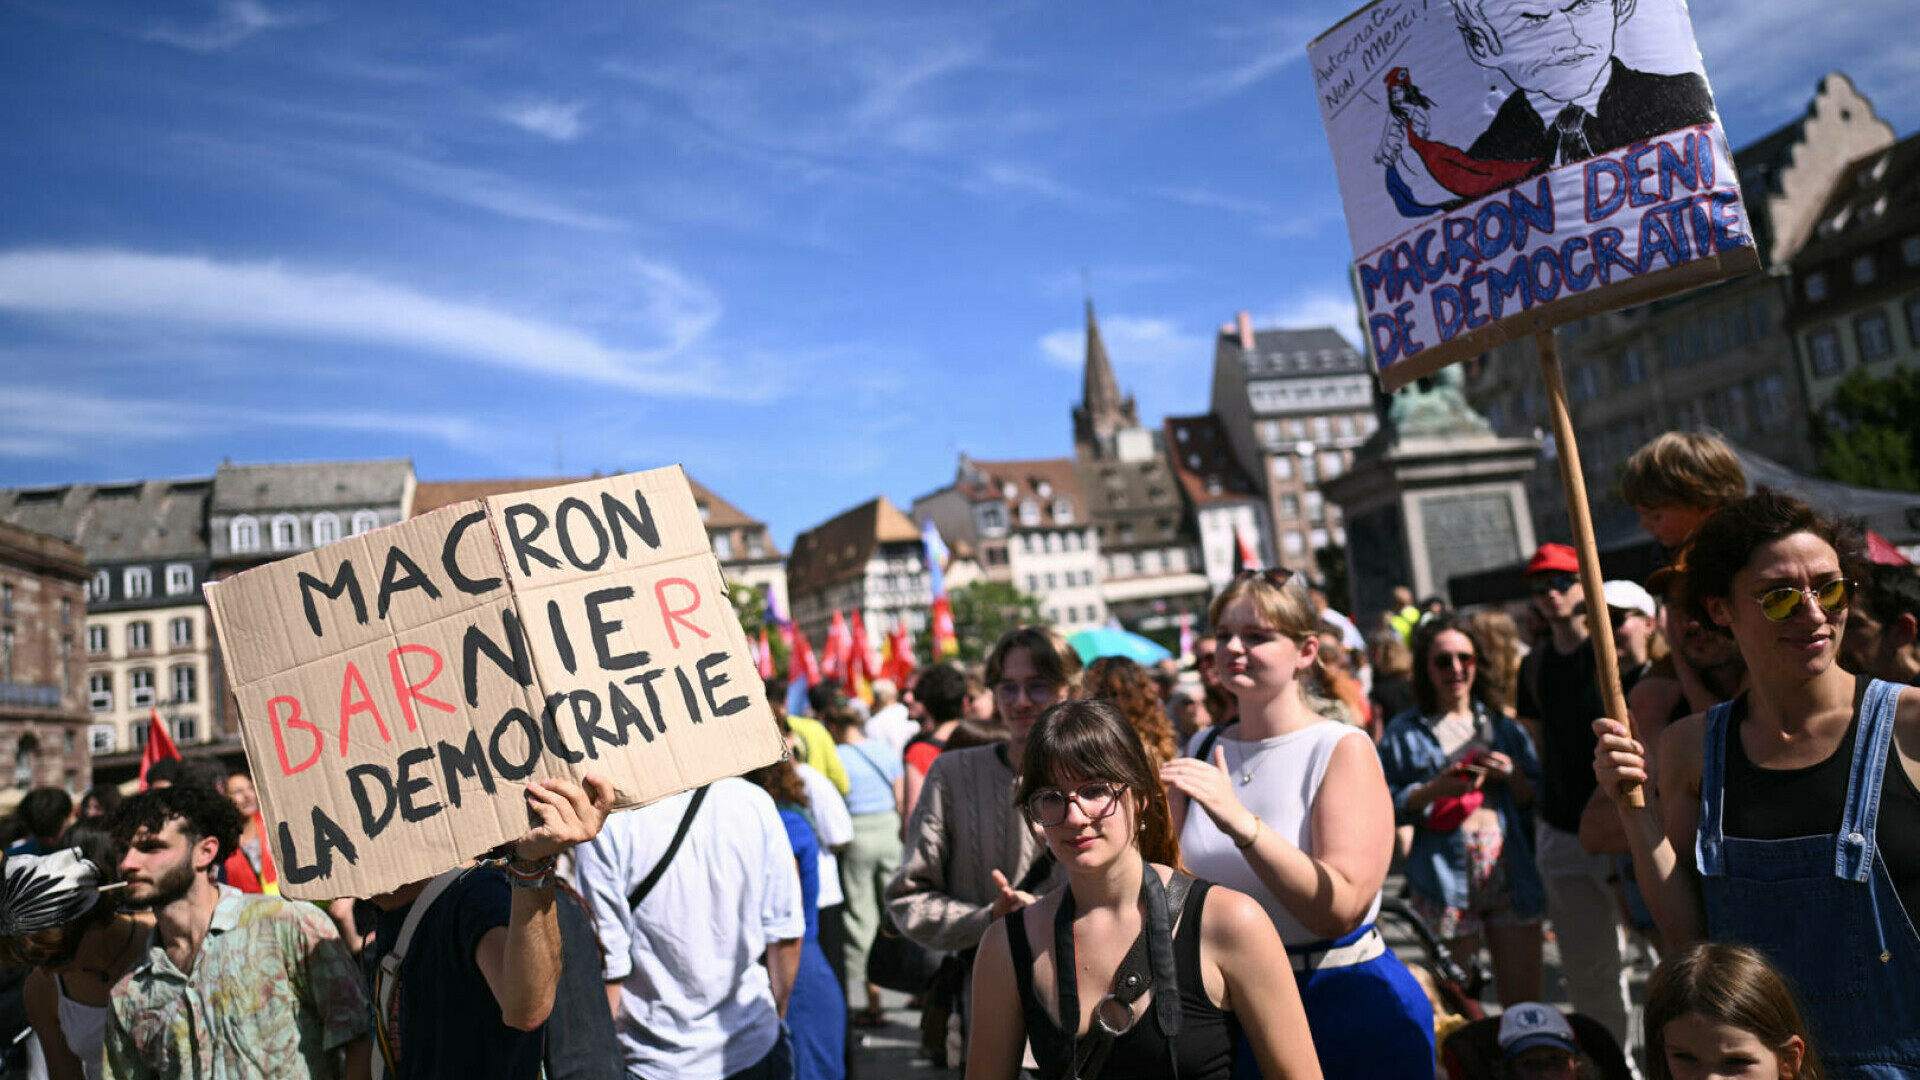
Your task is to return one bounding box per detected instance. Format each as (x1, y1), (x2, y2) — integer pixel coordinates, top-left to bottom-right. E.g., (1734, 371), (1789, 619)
(1073, 298), (1140, 458)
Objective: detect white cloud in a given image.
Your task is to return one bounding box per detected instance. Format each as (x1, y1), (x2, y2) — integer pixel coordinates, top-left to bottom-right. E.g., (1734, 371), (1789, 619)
(1039, 315), (1208, 372)
(498, 101), (587, 142)
(147, 0), (291, 52)
(1264, 290), (1362, 347)
(966, 163), (1082, 203)
(1691, 0), (1920, 120)
(0, 249), (771, 401)
(1146, 184), (1340, 239)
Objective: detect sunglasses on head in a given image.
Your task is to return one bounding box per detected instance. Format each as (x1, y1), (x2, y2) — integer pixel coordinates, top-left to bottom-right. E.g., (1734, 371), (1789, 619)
(1233, 567), (1296, 588)
(1756, 579), (1854, 622)
(1530, 573), (1579, 596)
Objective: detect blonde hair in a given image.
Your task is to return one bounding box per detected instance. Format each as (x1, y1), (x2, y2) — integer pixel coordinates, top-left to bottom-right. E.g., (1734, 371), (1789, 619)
(1208, 573), (1339, 716)
(1620, 431), (1746, 512)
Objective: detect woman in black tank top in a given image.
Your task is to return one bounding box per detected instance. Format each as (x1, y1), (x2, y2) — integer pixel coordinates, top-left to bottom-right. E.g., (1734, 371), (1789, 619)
(966, 700), (1322, 1080)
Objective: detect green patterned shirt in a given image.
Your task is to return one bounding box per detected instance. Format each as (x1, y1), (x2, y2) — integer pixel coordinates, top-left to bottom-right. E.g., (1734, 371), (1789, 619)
(105, 886), (369, 1079)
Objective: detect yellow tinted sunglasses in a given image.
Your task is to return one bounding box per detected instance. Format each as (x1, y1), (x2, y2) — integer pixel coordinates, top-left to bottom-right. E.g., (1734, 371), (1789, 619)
(1757, 579), (1853, 622)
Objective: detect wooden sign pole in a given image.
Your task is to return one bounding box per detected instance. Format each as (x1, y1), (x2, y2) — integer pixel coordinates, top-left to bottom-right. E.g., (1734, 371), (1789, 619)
(1535, 331), (1644, 808)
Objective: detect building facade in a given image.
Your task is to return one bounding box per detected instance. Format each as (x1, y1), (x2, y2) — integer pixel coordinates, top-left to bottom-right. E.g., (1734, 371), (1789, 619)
(786, 496), (931, 647)
(1072, 304), (1210, 636)
(0, 522), (90, 800)
(1787, 129), (1920, 413)
(1163, 414), (1277, 594)
(1464, 74), (1900, 548)
(913, 458), (1106, 633)
(1209, 315), (1375, 571)
(0, 479), (216, 763)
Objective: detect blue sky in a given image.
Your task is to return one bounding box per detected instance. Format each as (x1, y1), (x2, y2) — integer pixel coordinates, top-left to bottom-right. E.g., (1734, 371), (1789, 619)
(2, 0), (1914, 548)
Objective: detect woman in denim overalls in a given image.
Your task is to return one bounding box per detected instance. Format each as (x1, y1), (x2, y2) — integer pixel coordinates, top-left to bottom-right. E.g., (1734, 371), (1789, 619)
(1593, 489), (1920, 1078)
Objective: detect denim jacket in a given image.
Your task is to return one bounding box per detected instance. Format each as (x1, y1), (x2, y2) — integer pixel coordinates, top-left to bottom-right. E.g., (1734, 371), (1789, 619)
(1377, 705), (1546, 920)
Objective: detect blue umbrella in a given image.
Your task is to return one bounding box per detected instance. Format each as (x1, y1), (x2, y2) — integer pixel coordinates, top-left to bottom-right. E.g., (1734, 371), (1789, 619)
(1067, 627), (1172, 665)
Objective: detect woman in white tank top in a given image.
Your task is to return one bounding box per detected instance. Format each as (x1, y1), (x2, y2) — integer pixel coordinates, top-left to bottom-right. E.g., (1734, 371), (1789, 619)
(1164, 570), (1434, 1080)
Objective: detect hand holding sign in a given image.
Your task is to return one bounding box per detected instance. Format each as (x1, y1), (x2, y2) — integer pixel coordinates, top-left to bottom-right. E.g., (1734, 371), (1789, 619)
(514, 775), (616, 862)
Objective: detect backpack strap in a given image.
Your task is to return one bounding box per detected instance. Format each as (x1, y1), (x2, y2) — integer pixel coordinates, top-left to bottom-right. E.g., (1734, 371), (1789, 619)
(628, 785), (710, 911)
(372, 865), (467, 1080)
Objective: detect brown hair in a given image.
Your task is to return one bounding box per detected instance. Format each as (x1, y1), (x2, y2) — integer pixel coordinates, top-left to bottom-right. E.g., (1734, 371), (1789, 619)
(1371, 633), (1413, 679)
(944, 718), (1010, 752)
(1620, 431), (1747, 512)
(1468, 610), (1524, 712)
(743, 757), (810, 813)
(1014, 699), (1181, 871)
(1082, 657), (1180, 765)
(1645, 942), (1823, 1080)
(1684, 488), (1869, 624)
(1409, 615), (1502, 717)
(984, 625), (1083, 696)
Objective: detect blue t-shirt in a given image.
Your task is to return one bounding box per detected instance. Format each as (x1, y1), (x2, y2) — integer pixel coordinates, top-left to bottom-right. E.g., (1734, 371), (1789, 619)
(370, 868), (544, 1080)
(839, 740), (902, 815)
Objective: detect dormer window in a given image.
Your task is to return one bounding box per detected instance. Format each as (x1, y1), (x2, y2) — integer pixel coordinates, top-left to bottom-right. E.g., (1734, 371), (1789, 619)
(1052, 499), (1073, 524)
(1019, 500), (1041, 526)
(271, 514), (300, 550)
(231, 516), (260, 553)
(352, 510), (380, 535)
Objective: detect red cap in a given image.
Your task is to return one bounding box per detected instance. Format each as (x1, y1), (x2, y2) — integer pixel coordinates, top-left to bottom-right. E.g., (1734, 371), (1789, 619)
(1525, 543), (1580, 577)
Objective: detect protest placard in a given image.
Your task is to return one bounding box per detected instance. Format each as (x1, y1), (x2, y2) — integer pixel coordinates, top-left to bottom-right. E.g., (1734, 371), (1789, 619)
(1309, 0), (1760, 389)
(205, 467), (788, 900)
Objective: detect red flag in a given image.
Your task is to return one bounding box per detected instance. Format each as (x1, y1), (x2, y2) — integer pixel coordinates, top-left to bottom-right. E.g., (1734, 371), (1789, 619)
(885, 621), (918, 684)
(823, 611), (853, 689)
(139, 709), (181, 791)
(756, 627), (775, 678)
(849, 611), (882, 684)
(1233, 525), (1263, 574)
(791, 627), (822, 685)
(930, 595), (959, 658)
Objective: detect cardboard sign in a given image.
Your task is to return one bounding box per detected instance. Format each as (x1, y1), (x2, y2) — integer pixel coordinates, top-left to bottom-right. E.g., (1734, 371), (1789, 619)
(205, 467), (787, 900)
(1309, 0), (1761, 389)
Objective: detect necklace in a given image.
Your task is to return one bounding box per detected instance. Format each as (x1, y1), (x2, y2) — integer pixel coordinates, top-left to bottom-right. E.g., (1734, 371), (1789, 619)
(1230, 740), (1278, 786)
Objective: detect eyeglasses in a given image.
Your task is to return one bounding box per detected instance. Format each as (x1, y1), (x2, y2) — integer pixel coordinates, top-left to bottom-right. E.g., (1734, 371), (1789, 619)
(1530, 573), (1579, 596)
(1233, 568), (1296, 588)
(1194, 651), (1215, 665)
(1430, 651), (1477, 670)
(995, 679), (1063, 704)
(1025, 781), (1125, 826)
(1757, 579), (1854, 622)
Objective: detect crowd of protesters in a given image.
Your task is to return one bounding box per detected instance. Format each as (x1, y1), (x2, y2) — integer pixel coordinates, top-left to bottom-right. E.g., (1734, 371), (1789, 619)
(0, 427), (1914, 1079)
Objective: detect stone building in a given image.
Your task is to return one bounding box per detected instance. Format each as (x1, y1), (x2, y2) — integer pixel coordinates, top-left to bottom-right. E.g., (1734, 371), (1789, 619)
(1163, 414), (1276, 594)
(0, 521), (90, 800)
(1208, 315), (1376, 571)
(0, 478), (216, 763)
(1787, 128), (1920, 413)
(786, 496), (931, 647)
(1464, 73), (1900, 548)
(1071, 303), (1210, 636)
(412, 473), (789, 618)
(913, 457), (1106, 633)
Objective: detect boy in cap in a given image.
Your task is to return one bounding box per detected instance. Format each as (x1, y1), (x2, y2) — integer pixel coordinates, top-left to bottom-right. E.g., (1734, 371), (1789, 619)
(1498, 1002), (1584, 1079)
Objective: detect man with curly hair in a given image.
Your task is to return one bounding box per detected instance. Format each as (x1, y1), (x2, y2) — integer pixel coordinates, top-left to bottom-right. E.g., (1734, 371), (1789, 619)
(104, 783), (370, 1079)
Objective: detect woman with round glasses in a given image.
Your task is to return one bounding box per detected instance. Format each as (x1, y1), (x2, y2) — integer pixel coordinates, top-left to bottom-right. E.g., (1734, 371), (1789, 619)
(1381, 615), (1545, 1004)
(1593, 488), (1920, 1076)
(967, 699), (1322, 1080)
(1164, 570), (1431, 1080)
(886, 626), (1080, 1064)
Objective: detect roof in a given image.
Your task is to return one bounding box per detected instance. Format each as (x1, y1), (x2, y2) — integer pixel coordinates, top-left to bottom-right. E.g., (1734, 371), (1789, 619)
(211, 460), (412, 513)
(957, 458), (1086, 527)
(413, 472), (777, 551)
(787, 496), (921, 597)
(0, 478), (212, 562)
(1073, 442), (1186, 550)
(0, 520), (88, 579)
(1792, 130), (1920, 266)
(1163, 414), (1263, 506)
(1219, 326), (1368, 379)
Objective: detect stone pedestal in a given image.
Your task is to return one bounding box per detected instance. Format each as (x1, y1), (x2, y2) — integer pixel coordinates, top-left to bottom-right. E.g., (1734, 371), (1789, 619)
(1323, 433), (1540, 619)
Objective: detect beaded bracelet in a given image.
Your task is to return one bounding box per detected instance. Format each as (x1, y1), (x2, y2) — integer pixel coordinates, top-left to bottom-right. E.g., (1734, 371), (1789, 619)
(504, 853), (558, 890)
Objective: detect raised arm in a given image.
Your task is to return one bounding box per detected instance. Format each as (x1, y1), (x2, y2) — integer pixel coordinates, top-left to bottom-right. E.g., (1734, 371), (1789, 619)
(1593, 715), (1706, 947)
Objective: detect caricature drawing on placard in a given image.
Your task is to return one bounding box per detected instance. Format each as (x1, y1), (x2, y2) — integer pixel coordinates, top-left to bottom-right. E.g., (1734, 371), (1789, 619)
(1377, 0), (1716, 217)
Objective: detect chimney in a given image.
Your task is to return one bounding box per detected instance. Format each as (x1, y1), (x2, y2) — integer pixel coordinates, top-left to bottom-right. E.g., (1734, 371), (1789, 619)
(1236, 311), (1255, 352)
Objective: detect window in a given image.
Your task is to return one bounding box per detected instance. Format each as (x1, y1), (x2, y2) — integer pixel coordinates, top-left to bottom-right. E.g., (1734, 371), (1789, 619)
(88, 673), (111, 713)
(1618, 348), (1646, 386)
(165, 564), (193, 596)
(1805, 272), (1829, 302)
(1853, 254), (1878, 285)
(0, 582), (10, 617)
(352, 510), (380, 536)
(87, 625), (107, 654)
(271, 514), (300, 550)
(1026, 575), (1039, 593)
(171, 665), (196, 704)
(90, 726), (114, 754)
(1045, 533), (1061, 554)
(1299, 455), (1318, 484)
(1306, 492), (1325, 523)
(1, 629), (11, 682)
(1857, 312), (1894, 360)
(1018, 501), (1040, 527)
(230, 516), (259, 552)
(1755, 374), (1789, 427)
(129, 668), (154, 708)
(59, 638), (70, 689)
(170, 617), (193, 647)
(1310, 528), (1331, 550)
(174, 716), (198, 742)
(1706, 316), (1727, 355)
(712, 534), (733, 560)
(1047, 608), (1060, 625)
(1750, 296), (1771, 336)
(1908, 296), (1920, 347)
(1685, 324), (1705, 365)
(1045, 572), (1058, 589)
(1663, 331), (1683, 369)
(312, 513), (340, 546)
(61, 598), (71, 627)
(1320, 452), (1344, 480)
(747, 535), (766, 558)
(1312, 416), (1332, 442)
(1270, 456), (1293, 481)
(127, 621), (151, 652)
(1052, 499), (1073, 524)
(1282, 532), (1306, 557)
(123, 567), (151, 600)
(979, 505), (1005, 532)
(1112, 553), (1134, 576)
(1569, 364), (1601, 403)
(14, 743), (33, 790)
(131, 724), (148, 750)
(1809, 328), (1843, 376)
(1732, 305), (1752, 346)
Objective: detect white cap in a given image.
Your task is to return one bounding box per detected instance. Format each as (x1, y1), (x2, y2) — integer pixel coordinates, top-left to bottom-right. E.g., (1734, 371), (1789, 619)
(1498, 1003), (1579, 1059)
(1602, 580), (1658, 620)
